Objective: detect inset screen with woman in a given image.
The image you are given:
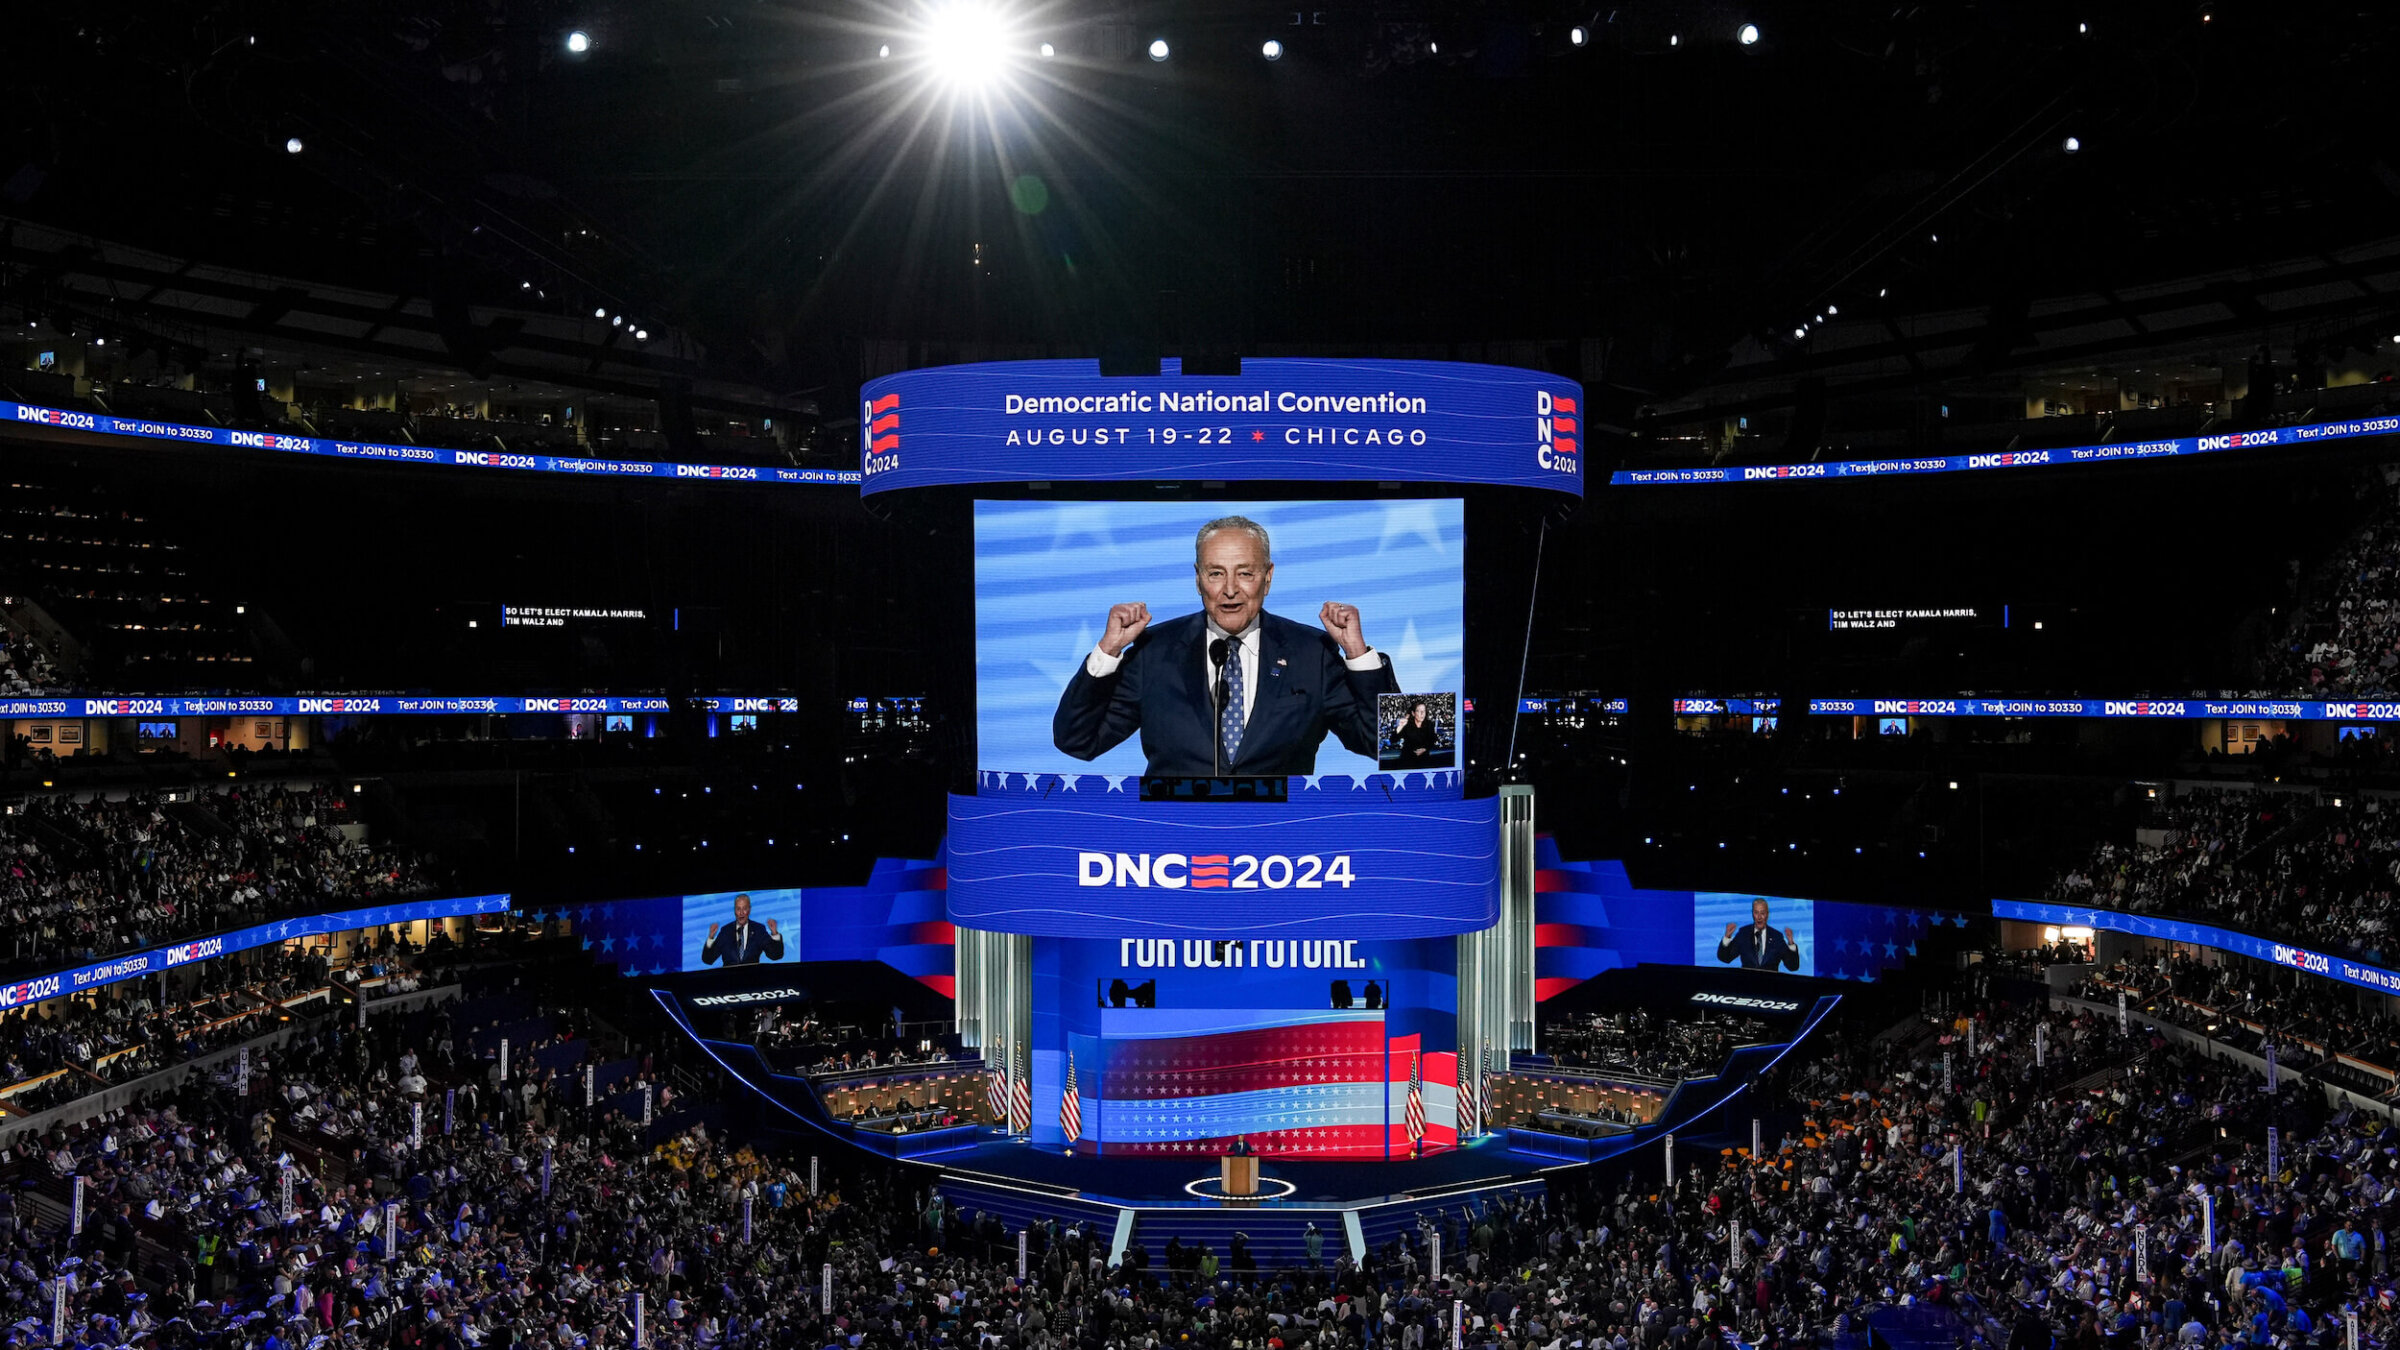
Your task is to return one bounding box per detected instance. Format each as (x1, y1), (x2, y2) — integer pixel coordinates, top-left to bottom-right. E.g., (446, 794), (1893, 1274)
(1377, 692), (1456, 770)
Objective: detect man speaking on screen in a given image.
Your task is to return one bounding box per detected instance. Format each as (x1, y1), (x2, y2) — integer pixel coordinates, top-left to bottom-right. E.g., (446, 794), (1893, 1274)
(1052, 516), (1399, 776)
(701, 893), (785, 966)
(1716, 897), (1801, 972)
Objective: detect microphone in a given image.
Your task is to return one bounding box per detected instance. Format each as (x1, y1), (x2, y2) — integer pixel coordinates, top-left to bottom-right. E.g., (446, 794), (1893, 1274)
(1209, 638), (1231, 774)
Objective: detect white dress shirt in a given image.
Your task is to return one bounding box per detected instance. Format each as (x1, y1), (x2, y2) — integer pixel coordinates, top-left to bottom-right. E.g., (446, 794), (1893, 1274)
(1084, 614), (1381, 727)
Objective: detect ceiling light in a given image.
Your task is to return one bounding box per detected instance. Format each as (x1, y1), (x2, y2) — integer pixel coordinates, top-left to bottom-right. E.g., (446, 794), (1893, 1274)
(924, 3), (1014, 86)
(877, 43), (891, 58)
(566, 30), (591, 53)
(1149, 38), (1169, 60)
(1039, 41), (1055, 58)
(1570, 26), (1588, 46)
(1262, 38), (1283, 60)
(594, 307), (607, 319)
(285, 137), (304, 154)
(2063, 135), (2081, 153)
(1737, 23), (1760, 45)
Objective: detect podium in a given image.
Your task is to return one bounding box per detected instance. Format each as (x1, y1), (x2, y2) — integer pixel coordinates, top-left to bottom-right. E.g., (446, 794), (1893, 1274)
(1220, 1153), (1259, 1197)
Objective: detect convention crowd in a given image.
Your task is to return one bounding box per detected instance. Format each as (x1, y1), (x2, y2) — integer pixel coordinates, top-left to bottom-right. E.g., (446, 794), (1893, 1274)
(0, 953), (2383, 1350)
(0, 784), (442, 980)
(2264, 474), (2400, 700)
(2046, 785), (2400, 964)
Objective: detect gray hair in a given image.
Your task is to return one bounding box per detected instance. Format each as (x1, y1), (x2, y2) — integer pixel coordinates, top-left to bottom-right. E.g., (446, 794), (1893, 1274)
(1194, 516), (1272, 568)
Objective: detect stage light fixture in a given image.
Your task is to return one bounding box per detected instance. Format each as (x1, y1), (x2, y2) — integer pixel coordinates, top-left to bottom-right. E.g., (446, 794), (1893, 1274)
(1792, 327), (1806, 339)
(1826, 304), (1838, 315)
(878, 43), (891, 58)
(634, 329), (648, 340)
(924, 3), (1014, 87)
(611, 315), (624, 327)
(566, 30), (591, 53)
(1262, 38), (1283, 60)
(2063, 135), (2081, 153)
(1570, 25), (1587, 45)
(1149, 38), (1169, 60)
(285, 137), (304, 154)
(1669, 33), (1680, 46)
(1039, 41), (1055, 57)
(1738, 23), (1760, 44)
(594, 307), (608, 318)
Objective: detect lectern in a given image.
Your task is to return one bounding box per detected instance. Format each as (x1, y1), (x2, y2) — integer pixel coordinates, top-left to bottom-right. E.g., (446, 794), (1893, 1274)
(1221, 1152), (1259, 1197)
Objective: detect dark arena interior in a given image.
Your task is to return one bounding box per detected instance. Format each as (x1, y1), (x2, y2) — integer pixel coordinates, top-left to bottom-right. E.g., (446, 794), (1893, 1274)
(6, 2), (2400, 1348)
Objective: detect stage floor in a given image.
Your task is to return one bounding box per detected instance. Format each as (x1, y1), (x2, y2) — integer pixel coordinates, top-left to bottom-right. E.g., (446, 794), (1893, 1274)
(933, 1131), (1571, 1206)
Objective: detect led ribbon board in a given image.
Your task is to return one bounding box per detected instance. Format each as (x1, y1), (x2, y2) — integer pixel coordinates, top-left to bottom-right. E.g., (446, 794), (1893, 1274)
(1994, 899), (2400, 997)
(858, 358), (1585, 496)
(2, 401), (857, 487)
(1612, 414), (2400, 486)
(1812, 698), (2400, 720)
(0, 894), (511, 1008)
(14, 695), (811, 716)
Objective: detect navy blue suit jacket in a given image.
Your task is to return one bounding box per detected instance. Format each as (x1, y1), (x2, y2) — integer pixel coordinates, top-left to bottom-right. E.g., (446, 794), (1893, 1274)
(1051, 611), (1399, 776)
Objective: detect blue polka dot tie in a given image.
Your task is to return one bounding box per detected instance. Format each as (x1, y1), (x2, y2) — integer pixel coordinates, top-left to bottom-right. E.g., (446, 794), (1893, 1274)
(1221, 635), (1246, 766)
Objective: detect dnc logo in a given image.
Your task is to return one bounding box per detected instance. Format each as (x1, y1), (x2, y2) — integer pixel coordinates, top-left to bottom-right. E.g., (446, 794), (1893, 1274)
(1536, 391), (1579, 476)
(863, 393), (901, 476)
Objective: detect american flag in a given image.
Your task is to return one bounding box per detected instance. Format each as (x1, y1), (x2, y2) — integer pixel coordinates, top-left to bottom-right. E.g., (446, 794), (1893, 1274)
(987, 1064), (1008, 1124)
(1009, 1047), (1032, 1134)
(1404, 1051), (1425, 1152)
(1060, 1053), (1082, 1148)
(1459, 1040), (1484, 1138)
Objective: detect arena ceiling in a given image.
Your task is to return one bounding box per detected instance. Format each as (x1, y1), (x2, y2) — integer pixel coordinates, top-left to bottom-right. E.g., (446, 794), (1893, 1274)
(5, 0), (2398, 429)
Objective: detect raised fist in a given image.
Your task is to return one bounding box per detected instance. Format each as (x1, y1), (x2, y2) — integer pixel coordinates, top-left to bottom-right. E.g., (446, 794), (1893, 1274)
(708, 923), (720, 941)
(767, 918), (781, 937)
(1319, 602), (1367, 660)
(1725, 922), (1739, 940)
(1100, 603), (1152, 657)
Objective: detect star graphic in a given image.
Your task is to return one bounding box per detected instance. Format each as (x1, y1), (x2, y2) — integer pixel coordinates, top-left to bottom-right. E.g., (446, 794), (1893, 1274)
(1251, 430), (1266, 442)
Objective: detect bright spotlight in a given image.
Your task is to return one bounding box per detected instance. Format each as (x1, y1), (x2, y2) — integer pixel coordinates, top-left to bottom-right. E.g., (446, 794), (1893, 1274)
(877, 43), (891, 58)
(1148, 38), (1169, 61)
(565, 30), (591, 54)
(924, 4), (1013, 86)
(1669, 33), (1680, 45)
(1738, 22), (1760, 44)
(634, 329), (648, 341)
(2063, 135), (2081, 153)
(284, 137), (304, 155)
(593, 307), (608, 319)
(1039, 41), (1055, 58)
(1792, 327), (1807, 340)
(1262, 38), (1283, 60)
(1826, 304), (1839, 316)
(1570, 25), (1588, 45)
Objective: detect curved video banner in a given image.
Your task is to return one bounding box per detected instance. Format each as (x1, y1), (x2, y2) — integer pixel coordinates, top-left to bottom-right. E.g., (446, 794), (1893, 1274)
(0, 893), (511, 1009)
(3, 402), (855, 487)
(944, 791), (1500, 938)
(1994, 899), (2400, 996)
(858, 358), (1584, 497)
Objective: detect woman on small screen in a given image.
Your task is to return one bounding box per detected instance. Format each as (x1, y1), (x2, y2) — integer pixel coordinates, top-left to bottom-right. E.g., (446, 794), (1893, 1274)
(1397, 699), (1441, 761)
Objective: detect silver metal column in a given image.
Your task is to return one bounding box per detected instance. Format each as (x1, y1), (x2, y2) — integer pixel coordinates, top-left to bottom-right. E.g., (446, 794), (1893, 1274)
(1456, 785), (1537, 1130)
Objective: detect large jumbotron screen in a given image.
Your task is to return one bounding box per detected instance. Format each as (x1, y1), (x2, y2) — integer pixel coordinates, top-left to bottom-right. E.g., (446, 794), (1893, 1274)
(973, 499), (1465, 781)
(972, 498), (1471, 1156)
